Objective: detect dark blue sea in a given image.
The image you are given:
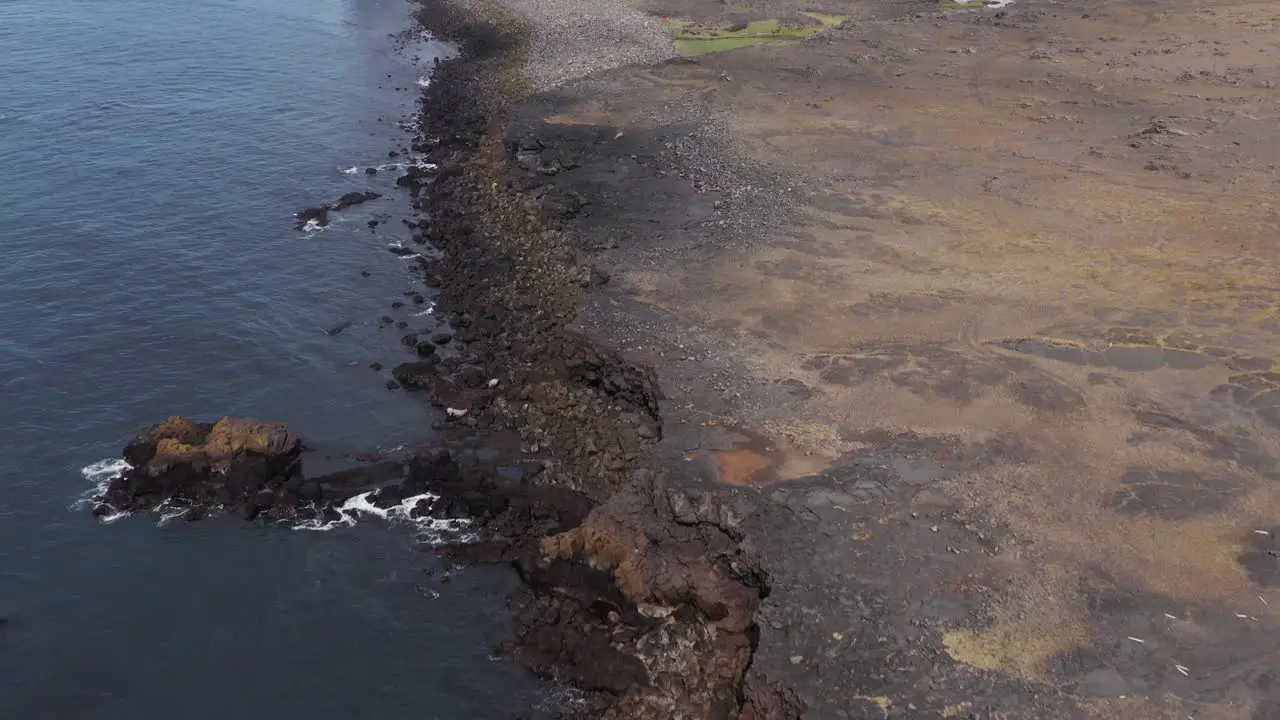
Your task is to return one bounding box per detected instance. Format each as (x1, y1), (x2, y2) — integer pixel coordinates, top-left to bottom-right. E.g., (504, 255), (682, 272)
(0, 0), (553, 716)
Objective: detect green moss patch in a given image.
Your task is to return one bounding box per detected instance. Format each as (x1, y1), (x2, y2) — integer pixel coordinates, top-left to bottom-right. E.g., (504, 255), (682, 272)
(662, 13), (846, 57)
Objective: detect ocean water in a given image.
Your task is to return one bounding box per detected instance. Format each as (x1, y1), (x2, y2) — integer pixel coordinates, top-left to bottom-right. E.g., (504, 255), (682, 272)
(0, 0), (551, 716)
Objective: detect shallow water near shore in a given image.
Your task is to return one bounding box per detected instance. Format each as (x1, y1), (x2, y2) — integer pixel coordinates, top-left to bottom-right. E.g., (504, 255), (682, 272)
(0, 0), (549, 715)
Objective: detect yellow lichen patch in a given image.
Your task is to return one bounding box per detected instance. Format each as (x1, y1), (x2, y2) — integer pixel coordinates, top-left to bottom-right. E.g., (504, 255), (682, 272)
(1044, 513), (1251, 603)
(977, 457), (1258, 606)
(542, 112), (621, 126)
(861, 186), (1280, 323)
(943, 566), (1088, 679)
(853, 695), (892, 716)
(943, 621), (1082, 679)
(662, 13), (846, 56)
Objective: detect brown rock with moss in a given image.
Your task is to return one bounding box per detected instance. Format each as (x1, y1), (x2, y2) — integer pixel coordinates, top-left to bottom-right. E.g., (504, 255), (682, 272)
(98, 416), (306, 520)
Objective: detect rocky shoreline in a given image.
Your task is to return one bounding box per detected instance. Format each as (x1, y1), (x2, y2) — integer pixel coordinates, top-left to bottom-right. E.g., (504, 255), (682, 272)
(96, 0), (1280, 714)
(102, 2), (794, 717)
(394, 3), (792, 715)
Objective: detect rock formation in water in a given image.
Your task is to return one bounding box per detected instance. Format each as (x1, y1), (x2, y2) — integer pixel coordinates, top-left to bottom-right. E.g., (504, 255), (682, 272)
(99, 416), (306, 520)
(293, 190), (382, 230)
(98, 416), (424, 521)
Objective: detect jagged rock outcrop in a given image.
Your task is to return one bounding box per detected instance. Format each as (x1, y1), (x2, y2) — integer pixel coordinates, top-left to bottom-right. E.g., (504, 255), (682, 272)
(99, 416), (306, 519)
(561, 332), (663, 427)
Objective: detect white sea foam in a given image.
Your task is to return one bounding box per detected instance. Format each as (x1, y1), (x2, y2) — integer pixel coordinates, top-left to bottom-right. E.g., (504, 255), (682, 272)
(293, 489), (474, 544)
(409, 305), (435, 317)
(81, 457), (129, 486)
(76, 457), (131, 522)
(156, 502), (189, 526)
(76, 458), (469, 542)
(339, 158), (437, 177)
(78, 458), (202, 526)
(535, 685), (588, 714)
(388, 242), (423, 261)
(416, 76), (431, 88)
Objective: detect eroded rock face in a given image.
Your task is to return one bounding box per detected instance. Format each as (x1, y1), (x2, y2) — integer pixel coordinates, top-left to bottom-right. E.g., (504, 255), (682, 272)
(737, 678), (806, 720)
(425, 472), (771, 718)
(562, 332), (663, 427)
(519, 490), (766, 718)
(542, 492), (759, 633)
(100, 416), (305, 519)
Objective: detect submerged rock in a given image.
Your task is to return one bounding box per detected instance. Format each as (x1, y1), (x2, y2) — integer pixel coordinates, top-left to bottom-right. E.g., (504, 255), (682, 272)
(293, 191), (381, 230)
(391, 361), (439, 389)
(391, 362), (475, 409)
(395, 164), (437, 189)
(294, 205), (329, 230)
(330, 190), (382, 211)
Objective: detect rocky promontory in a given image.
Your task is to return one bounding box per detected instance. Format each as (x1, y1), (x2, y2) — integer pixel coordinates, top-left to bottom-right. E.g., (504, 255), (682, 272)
(97, 416), (458, 524)
(100, 416), (304, 520)
(96, 409), (779, 716)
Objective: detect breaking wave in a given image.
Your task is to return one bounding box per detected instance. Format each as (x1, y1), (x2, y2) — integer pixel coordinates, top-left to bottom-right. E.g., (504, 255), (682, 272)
(292, 489), (474, 544)
(75, 458), (130, 523)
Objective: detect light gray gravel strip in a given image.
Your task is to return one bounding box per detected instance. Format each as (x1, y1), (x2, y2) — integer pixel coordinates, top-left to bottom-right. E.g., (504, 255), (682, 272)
(460, 0), (676, 90)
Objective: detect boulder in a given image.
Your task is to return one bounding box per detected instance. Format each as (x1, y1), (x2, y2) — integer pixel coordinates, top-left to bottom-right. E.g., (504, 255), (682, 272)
(390, 362), (476, 410)
(294, 191), (380, 230)
(394, 164), (437, 189)
(391, 361), (440, 389)
(294, 205), (329, 230)
(561, 332), (663, 425)
(331, 190), (381, 211)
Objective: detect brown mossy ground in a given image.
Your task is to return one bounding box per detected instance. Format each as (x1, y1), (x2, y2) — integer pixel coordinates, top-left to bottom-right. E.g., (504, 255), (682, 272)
(410, 0), (1280, 716)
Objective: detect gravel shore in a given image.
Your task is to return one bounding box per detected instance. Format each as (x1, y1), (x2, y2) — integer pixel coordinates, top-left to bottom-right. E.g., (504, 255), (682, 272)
(442, 0), (674, 91)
